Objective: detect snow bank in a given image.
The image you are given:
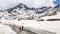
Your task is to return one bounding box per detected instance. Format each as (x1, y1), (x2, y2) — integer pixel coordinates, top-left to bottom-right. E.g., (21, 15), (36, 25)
(0, 24), (16, 34)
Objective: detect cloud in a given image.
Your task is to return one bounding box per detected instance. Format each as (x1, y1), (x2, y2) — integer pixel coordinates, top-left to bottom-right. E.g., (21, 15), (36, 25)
(19, 0), (56, 8)
(0, 0), (19, 10)
(0, 0), (56, 10)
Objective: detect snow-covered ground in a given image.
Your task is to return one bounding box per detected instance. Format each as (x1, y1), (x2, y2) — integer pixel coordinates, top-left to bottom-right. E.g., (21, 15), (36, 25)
(0, 19), (60, 34)
(19, 20), (60, 34)
(0, 24), (16, 34)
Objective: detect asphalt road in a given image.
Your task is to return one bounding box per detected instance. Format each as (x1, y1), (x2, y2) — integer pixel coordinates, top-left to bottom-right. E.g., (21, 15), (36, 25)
(19, 29), (37, 34)
(19, 29), (56, 34)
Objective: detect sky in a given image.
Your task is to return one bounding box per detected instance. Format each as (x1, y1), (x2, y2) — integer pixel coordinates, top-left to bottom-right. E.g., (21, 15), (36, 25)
(54, 0), (60, 4)
(0, 0), (60, 10)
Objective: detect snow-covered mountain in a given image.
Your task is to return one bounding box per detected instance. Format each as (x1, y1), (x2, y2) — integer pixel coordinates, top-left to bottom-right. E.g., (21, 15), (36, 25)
(0, 3), (60, 20)
(47, 4), (60, 16)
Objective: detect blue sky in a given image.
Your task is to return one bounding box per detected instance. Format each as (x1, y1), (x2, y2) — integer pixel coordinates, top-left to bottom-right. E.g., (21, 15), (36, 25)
(54, 0), (60, 4)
